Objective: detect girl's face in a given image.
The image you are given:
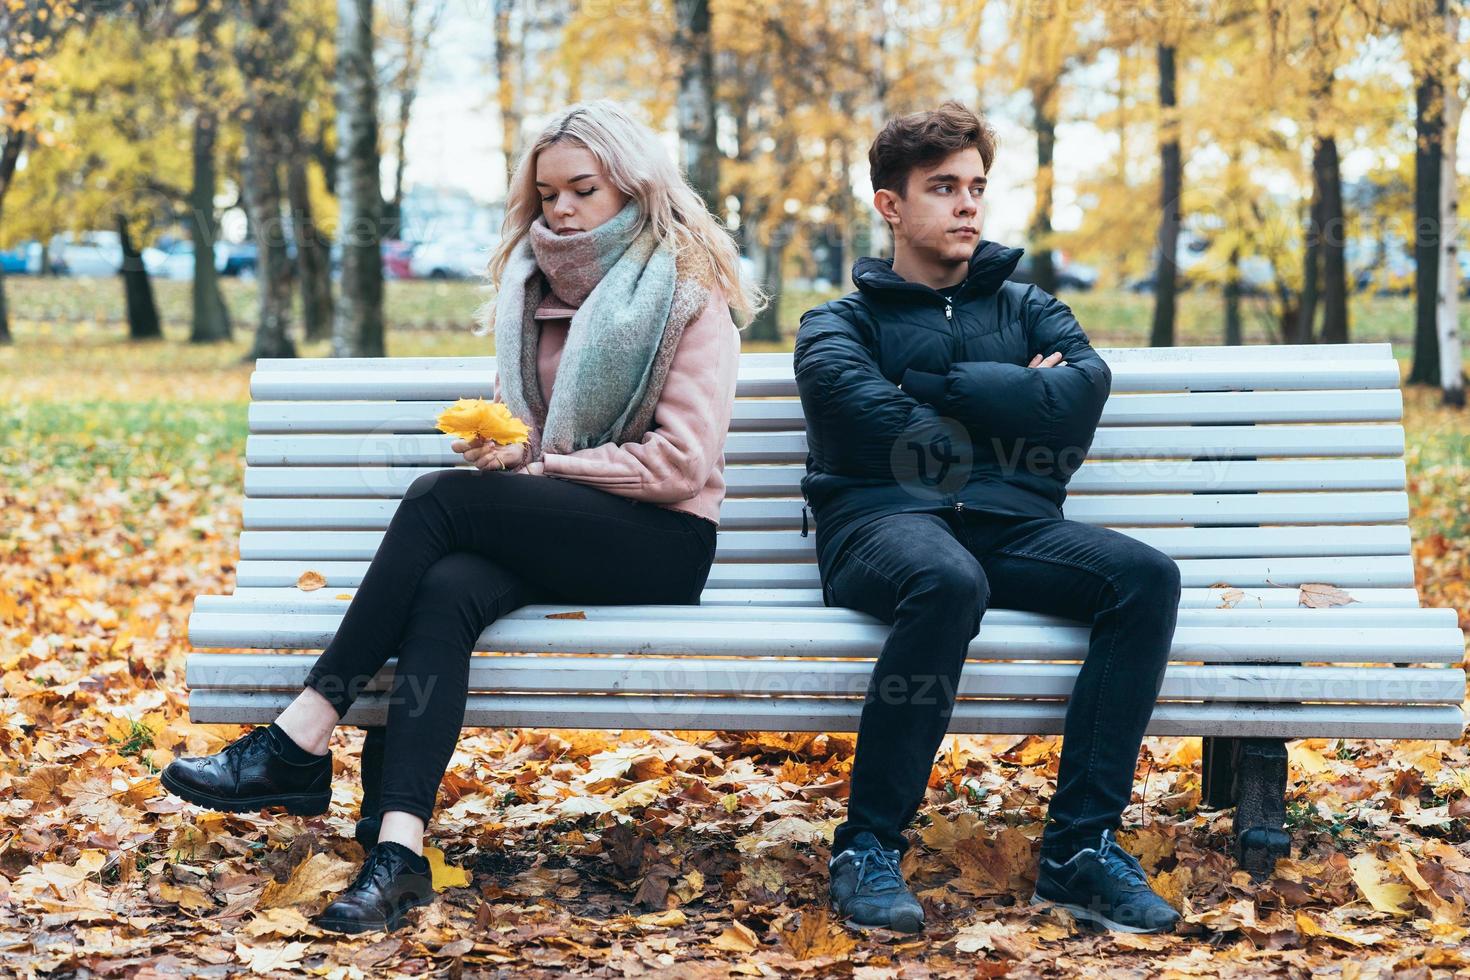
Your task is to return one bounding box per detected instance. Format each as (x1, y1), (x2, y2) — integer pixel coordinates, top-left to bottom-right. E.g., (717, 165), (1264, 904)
(534, 142), (631, 236)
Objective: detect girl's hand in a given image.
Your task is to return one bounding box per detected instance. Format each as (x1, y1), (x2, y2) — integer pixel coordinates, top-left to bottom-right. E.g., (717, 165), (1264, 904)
(452, 435), (528, 471)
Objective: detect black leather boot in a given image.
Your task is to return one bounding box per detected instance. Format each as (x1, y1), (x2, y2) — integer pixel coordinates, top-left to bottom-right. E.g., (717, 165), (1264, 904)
(160, 725), (331, 816)
(314, 841), (436, 934)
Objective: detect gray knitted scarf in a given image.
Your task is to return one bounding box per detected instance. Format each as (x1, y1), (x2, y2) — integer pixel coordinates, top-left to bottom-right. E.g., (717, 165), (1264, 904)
(492, 199), (715, 462)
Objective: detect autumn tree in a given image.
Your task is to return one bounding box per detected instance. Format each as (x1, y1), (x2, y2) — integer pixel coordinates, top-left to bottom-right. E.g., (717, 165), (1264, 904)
(0, 0), (78, 345)
(8, 8), (206, 341)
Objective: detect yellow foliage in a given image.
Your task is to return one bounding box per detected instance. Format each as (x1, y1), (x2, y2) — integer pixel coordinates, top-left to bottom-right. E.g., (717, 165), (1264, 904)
(423, 846), (471, 891)
(435, 397), (530, 444)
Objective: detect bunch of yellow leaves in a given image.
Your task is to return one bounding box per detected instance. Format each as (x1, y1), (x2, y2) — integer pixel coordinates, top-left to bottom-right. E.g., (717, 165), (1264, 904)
(435, 398), (530, 444)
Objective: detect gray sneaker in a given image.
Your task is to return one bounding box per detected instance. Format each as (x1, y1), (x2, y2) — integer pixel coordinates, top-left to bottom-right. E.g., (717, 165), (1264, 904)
(828, 831), (925, 933)
(1031, 828), (1180, 934)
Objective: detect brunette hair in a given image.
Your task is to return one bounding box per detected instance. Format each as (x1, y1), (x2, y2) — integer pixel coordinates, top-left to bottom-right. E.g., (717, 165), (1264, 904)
(869, 100), (998, 198)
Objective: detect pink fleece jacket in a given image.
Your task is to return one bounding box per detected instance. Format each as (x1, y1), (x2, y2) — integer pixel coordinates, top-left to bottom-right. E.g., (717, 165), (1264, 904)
(491, 283), (742, 526)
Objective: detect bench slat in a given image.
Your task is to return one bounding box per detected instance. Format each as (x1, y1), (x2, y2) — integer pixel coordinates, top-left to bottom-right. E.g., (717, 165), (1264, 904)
(242, 492), (1411, 530)
(247, 389), (1404, 434)
(230, 554), (1419, 590)
(185, 610), (1467, 663)
(189, 595), (1461, 629)
(242, 424), (1407, 467)
(242, 459), (1408, 499)
(249, 360), (1403, 401)
(184, 654), (1466, 705)
(247, 344), (1396, 374)
(207, 584), (1429, 610)
(236, 525), (1411, 562)
(184, 690), (1465, 739)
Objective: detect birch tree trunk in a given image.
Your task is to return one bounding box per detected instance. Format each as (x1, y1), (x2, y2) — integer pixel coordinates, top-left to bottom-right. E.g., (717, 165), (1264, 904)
(332, 0), (386, 358)
(1437, 3), (1465, 407)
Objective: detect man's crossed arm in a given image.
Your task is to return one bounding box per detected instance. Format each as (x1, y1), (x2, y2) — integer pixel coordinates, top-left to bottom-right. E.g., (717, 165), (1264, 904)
(896, 291), (1113, 457)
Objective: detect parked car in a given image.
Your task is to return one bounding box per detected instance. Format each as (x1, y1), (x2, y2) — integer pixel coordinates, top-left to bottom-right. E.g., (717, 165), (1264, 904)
(217, 241), (259, 278)
(1007, 250), (1098, 292)
(142, 237), (203, 280)
(381, 239), (415, 279)
(0, 240), (43, 275)
(50, 230), (125, 277)
(409, 238), (493, 280)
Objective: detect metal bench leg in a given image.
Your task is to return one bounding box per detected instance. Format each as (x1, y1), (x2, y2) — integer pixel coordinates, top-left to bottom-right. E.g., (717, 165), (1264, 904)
(1228, 737), (1291, 875)
(1200, 735), (1238, 809)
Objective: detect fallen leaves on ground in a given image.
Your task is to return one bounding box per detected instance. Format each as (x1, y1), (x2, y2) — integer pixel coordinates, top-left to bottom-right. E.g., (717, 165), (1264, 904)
(0, 349), (1466, 976)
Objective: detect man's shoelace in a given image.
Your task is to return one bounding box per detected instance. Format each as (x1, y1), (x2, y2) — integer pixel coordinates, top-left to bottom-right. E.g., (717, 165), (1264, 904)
(847, 847), (905, 894)
(1097, 835), (1151, 889)
(222, 726), (272, 763)
(348, 847), (406, 894)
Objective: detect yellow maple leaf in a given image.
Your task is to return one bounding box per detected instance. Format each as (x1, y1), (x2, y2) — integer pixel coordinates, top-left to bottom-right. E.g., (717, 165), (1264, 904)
(1349, 852), (1414, 916)
(423, 845), (471, 891)
(435, 398), (530, 444)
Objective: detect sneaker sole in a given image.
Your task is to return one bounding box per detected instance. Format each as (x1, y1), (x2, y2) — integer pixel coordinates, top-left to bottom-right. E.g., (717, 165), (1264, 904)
(1029, 892), (1176, 934)
(315, 892), (435, 935)
(160, 768), (330, 817)
(828, 896), (925, 934)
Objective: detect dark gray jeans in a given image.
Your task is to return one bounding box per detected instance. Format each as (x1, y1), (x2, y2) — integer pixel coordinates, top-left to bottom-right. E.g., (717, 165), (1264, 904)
(823, 506), (1182, 860)
(302, 467), (718, 824)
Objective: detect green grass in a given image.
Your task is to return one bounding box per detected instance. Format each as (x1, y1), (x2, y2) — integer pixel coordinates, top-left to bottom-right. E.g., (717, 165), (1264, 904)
(4, 272), (1464, 356)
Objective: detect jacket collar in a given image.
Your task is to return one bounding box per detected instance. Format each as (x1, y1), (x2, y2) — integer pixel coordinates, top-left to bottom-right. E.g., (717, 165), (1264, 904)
(851, 239), (1024, 302)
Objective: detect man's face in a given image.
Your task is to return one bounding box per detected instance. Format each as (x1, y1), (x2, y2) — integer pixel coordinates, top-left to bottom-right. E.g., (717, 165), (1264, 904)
(876, 146), (987, 264)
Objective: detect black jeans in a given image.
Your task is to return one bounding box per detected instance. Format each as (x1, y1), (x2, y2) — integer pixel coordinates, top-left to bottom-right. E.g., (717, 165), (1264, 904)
(301, 467), (718, 824)
(823, 507), (1182, 860)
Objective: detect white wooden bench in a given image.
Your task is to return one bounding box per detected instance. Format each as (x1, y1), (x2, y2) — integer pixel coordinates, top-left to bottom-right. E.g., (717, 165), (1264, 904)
(186, 342), (1466, 874)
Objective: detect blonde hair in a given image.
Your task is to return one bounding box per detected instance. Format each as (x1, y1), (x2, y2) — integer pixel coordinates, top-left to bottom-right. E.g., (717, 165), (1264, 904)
(475, 99), (766, 334)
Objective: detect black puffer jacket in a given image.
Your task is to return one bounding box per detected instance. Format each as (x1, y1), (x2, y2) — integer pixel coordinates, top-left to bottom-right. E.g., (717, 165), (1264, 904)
(793, 240), (1113, 584)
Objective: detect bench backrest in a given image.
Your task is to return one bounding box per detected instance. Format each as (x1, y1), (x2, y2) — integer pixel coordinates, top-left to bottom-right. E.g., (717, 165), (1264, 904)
(238, 343), (1416, 598)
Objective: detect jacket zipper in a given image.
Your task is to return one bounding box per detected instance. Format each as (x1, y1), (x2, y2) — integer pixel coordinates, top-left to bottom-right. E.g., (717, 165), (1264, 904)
(944, 300), (960, 359)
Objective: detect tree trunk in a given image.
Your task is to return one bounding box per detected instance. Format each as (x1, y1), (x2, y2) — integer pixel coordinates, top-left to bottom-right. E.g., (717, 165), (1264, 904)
(746, 220), (790, 345)
(242, 118), (296, 359)
(189, 105), (232, 343)
(1224, 245), (1242, 345)
(1411, 12), (1445, 385)
(1150, 42), (1179, 348)
(494, 0), (521, 188)
(0, 264), (10, 346)
(1029, 87), (1057, 295)
(675, 0), (719, 213)
(236, 0), (298, 360)
(333, 0), (386, 358)
(1295, 180), (1321, 344)
(189, 0), (231, 343)
(0, 124), (24, 345)
(1318, 136), (1348, 343)
(117, 214), (163, 340)
(385, 81), (414, 241)
(288, 143), (333, 343)
(1438, 2), (1465, 407)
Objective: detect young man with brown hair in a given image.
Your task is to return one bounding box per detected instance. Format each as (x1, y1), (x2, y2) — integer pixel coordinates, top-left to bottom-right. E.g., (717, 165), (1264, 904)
(794, 100), (1182, 935)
